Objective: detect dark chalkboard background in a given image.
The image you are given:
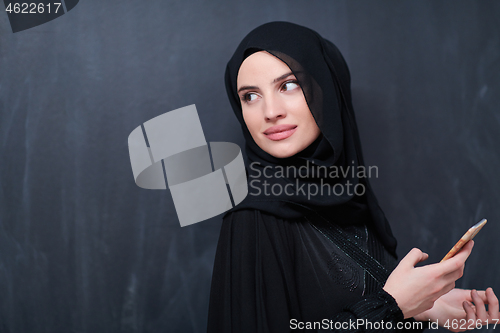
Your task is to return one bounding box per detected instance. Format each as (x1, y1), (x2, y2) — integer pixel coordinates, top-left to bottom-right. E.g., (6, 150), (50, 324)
(1, 1), (499, 332)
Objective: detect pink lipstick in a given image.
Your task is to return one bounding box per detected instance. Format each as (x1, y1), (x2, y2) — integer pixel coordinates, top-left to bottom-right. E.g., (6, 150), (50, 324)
(264, 124), (297, 141)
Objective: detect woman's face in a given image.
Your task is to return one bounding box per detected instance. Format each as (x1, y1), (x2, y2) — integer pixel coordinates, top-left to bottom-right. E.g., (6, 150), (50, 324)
(237, 51), (321, 158)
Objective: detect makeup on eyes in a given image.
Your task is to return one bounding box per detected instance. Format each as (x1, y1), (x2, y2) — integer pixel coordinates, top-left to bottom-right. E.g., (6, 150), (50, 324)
(238, 75), (300, 104)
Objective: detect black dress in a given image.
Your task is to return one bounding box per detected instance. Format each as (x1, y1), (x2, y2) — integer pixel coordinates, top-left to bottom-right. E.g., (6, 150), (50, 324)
(207, 209), (425, 332)
(208, 21), (425, 332)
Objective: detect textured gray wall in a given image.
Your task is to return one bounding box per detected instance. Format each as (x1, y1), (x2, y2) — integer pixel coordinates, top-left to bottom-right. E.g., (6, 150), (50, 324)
(0, 1), (499, 332)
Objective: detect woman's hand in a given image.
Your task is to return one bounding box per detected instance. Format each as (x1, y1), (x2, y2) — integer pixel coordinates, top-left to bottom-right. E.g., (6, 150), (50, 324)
(463, 288), (499, 327)
(414, 287), (499, 332)
(414, 288), (485, 332)
(383, 240), (474, 319)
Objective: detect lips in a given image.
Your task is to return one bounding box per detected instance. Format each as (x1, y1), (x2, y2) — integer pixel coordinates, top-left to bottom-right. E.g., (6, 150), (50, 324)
(263, 124), (297, 141)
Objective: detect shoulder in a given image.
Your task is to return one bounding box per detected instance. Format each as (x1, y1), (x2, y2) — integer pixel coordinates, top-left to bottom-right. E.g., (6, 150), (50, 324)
(223, 208), (277, 223)
(222, 208), (304, 231)
(216, 208), (310, 253)
(219, 209), (278, 237)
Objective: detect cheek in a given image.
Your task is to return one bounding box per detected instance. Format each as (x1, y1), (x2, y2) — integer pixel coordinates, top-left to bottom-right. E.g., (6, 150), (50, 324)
(307, 118), (321, 140)
(306, 113), (320, 133)
(242, 109), (261, 137)
(296, 103), (321, 138)
(290, 99), (317, 129)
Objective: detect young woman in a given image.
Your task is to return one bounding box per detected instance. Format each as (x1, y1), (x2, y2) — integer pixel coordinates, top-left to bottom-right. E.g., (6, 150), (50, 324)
(207, 22), (498, 332)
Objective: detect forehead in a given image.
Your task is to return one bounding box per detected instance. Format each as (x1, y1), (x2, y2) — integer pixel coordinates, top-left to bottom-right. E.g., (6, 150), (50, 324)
(237, 51), (291, 86)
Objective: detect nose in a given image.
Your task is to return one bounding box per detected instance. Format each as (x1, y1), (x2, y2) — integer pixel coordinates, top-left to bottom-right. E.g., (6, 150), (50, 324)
(263, 95), (286, 121)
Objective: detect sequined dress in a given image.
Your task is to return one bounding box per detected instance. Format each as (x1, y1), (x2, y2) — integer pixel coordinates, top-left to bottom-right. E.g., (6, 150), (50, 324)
(207, 209), (426, 332)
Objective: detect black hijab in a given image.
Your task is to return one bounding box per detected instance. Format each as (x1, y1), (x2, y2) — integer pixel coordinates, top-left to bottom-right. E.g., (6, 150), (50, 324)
(224, 21), (397, 257)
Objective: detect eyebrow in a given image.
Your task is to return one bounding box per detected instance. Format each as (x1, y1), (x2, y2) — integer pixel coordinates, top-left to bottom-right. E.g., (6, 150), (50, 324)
(237, 72), (295, 94)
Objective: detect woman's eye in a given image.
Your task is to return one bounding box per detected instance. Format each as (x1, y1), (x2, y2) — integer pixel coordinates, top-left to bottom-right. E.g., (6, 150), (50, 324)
(242, 93), (259, 103)
(281, 81), (299, 92)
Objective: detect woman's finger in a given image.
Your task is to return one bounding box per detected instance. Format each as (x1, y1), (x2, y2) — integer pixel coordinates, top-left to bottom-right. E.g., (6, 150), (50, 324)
(472, 289), (487, 321)
(463, 290), (473, 303)
(464, 300), (476, 321)
(486, 288), (499, 319)
(401, 248), (428, 268)
(458, 289), (487, 303)
(440, 241), (474, 274)
(475, 290), (488, 303)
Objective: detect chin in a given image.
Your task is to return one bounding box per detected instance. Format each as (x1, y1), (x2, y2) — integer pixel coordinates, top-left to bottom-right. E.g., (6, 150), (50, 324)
(270, 151), (294, 158)
(264, 144), (298, 159)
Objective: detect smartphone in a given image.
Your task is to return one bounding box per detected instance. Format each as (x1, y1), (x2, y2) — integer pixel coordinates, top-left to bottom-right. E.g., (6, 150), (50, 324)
(440, 218), (487, 262)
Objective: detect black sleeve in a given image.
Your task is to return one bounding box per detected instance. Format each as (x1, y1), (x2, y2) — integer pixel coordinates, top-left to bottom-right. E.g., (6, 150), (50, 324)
(207, 210), (425, 333)
(329, 289), (426, 332)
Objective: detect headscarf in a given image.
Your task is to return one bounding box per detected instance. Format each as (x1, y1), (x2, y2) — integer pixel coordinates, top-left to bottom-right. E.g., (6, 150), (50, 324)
(224, 21), (398, 257)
